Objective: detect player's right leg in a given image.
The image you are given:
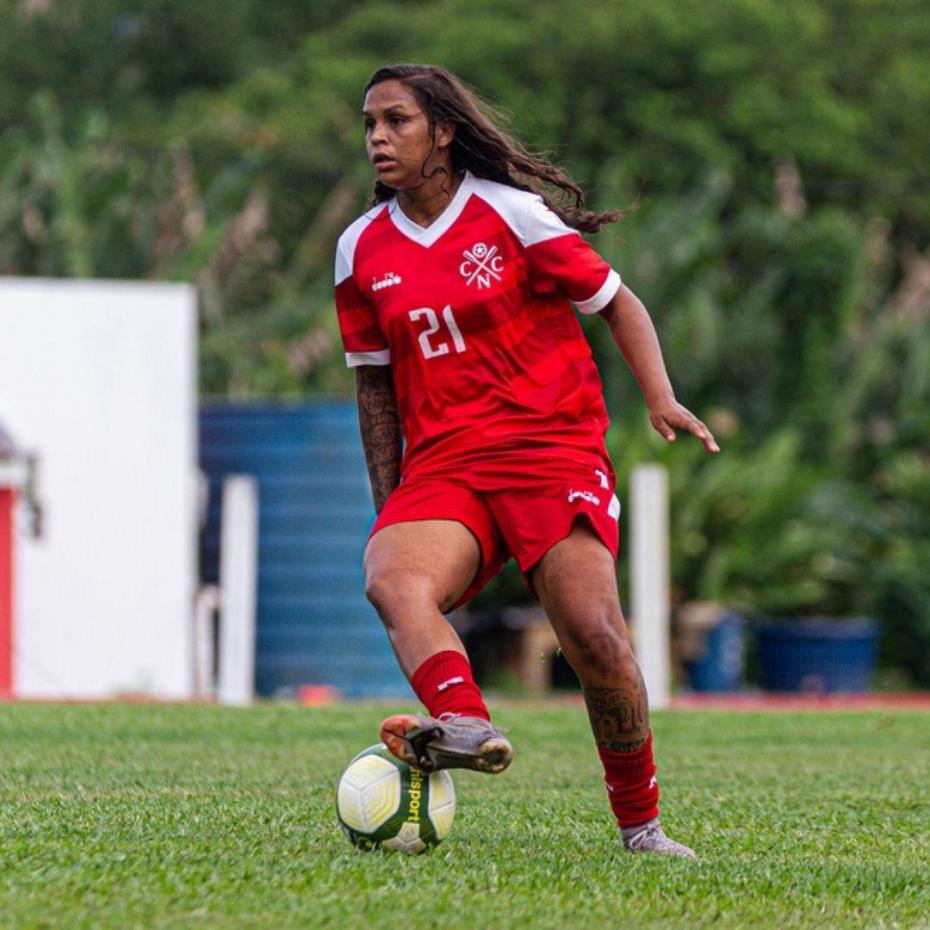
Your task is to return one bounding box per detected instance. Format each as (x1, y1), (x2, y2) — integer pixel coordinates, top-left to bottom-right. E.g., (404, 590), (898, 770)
(364, 506), (512, 775)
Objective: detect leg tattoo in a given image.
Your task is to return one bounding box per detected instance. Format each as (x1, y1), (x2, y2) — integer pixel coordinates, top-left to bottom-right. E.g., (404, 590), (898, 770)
(583, 670), (650, 752)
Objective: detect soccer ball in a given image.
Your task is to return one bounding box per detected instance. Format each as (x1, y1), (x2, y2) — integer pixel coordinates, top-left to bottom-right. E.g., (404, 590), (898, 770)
(336, 743), (456, 854)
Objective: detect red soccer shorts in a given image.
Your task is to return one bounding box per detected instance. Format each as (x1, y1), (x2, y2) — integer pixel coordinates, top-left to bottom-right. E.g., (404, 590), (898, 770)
(369, 453), (621, 609)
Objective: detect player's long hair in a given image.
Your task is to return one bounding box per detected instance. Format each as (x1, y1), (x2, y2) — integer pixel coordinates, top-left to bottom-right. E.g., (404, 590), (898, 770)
(364, 64), (621, 234)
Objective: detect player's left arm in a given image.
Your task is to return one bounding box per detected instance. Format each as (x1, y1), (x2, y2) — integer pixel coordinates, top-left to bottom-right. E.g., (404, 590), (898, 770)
(598, 284), (720, 453)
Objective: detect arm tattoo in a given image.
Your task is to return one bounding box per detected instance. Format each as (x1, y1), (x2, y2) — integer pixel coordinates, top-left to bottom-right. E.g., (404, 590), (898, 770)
(583, 673), (650, 752)
(355, 365), (403, 513)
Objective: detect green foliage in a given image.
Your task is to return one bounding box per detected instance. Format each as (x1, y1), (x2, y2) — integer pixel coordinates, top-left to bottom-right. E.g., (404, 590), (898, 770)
(2, 1), (930, 676)
(1, 703), (929, 929)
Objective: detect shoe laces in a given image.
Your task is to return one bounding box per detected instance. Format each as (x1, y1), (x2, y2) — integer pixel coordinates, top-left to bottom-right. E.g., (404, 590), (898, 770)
(626, 823), (665, 851)
(436, 713), (508, 736)
(626, 823), (697, 858)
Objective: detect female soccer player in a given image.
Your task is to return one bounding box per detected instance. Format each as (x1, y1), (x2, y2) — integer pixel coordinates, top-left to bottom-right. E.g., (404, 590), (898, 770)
(334, 64), (719, 858)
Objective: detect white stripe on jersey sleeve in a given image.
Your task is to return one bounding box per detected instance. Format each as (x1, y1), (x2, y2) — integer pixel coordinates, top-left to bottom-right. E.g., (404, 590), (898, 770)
(334, 205), (388, 286)
(345, 349), (391, 367)
(574, 269), (622, 314)
(521, 190), (582, 246)
(470, 176), (578, 247)
(472, 176), (622, 312)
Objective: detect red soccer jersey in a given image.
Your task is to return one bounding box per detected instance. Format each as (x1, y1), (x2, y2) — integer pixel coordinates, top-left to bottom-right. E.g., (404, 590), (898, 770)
(334, 172), (621, 480)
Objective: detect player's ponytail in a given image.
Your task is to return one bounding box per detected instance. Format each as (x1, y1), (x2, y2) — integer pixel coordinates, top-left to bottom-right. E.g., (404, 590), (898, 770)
(364, 64), (622, 234)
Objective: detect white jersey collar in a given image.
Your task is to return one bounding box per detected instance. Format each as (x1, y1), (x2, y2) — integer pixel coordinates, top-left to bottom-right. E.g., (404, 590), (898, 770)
(387, 171), (475, 248)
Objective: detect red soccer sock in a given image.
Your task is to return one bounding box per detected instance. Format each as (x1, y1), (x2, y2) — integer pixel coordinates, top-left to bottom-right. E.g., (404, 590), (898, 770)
(597, 732), (661, 829)
(410, 650), (490, 721)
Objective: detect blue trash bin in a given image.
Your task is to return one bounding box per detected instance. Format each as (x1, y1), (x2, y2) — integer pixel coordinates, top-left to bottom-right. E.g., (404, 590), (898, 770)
(757, 617), (879, 693)
(682, 611), (745, 692)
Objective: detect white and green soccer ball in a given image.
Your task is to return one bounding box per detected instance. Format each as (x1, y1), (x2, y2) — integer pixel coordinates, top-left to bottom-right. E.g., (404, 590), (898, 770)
(336, 743), (456, 854)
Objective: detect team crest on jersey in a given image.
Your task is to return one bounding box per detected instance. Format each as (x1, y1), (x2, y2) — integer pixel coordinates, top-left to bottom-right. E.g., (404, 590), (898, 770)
(459, 242), (504, 289)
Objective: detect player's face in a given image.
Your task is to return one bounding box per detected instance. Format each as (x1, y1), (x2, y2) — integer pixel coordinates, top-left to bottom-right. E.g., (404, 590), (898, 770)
(362, 79), (452, 191)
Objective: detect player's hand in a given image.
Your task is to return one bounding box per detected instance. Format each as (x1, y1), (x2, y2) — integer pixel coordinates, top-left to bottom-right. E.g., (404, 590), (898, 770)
(648, 399), (720, 453)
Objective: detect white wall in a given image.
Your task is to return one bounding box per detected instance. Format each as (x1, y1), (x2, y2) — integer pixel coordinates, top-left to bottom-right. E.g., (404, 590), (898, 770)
(0, 278), (198, 699)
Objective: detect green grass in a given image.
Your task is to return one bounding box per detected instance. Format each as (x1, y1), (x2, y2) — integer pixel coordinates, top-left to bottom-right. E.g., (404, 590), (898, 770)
(1, 702), (929, 930)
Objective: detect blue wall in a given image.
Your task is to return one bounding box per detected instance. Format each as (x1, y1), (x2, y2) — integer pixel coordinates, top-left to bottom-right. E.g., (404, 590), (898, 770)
(200, 402), (410, 698)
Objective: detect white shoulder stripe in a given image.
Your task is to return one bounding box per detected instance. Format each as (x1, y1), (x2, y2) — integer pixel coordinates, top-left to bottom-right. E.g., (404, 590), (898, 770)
(470, 177), (579, 247)
(345, 349), (391, 368)
(335, 204), (389, 286)
(574, 270), (622, 314)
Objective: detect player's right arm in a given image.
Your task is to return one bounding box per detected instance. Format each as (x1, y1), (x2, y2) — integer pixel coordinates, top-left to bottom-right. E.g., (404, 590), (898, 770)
(335, 213), (401, 512)
(355, 364), (403, 513)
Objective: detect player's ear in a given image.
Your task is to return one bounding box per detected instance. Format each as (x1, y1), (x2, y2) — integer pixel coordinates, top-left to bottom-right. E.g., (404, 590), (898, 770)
(435, 120), (455, 151)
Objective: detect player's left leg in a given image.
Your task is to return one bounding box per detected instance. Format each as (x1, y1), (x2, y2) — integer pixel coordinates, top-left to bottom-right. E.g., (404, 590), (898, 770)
(529, 525), (696, 859)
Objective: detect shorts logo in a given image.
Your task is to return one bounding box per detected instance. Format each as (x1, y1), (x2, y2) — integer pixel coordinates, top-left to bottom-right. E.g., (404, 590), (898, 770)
(372, 272), (402, 292)
(608, 494), (621, 521)
(460, 242), (504, 289)
(568, 489), (601, 506)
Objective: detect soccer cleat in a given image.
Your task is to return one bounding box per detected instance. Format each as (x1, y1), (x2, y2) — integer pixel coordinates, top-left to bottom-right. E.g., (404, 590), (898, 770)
(622, 819), (697, 859)
(380, 712), (513, 774)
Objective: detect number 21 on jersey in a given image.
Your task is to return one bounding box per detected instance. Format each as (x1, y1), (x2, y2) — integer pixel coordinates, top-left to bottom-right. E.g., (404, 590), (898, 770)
(409, 306), (467, 359)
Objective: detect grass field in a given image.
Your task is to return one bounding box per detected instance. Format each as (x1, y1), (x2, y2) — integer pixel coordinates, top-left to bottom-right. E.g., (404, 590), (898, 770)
(1, 701), (928, 930)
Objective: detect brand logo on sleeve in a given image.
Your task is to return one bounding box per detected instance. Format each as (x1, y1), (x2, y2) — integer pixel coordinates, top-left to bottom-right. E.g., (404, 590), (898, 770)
(372, 272), (402, 291)
(460, 242), (504, 289)
(568, 489), (601, 506)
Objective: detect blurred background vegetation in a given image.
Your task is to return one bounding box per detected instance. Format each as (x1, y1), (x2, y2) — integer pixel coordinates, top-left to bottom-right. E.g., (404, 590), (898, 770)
(2, 0), (929, 682)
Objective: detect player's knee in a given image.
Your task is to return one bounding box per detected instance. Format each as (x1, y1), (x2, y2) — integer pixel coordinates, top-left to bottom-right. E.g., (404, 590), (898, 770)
(364, 569), (401, 616)
(565, 620), (635, 682)
(364, 567), (437, 620)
